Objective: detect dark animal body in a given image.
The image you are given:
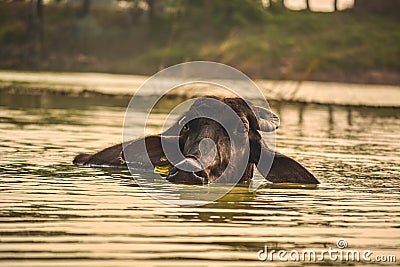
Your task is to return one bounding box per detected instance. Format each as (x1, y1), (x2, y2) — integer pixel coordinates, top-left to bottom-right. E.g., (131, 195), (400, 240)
(74, 97), (319, 185)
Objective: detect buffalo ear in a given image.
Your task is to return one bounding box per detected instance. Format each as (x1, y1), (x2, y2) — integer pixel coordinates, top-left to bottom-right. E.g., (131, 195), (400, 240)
(253, 106), (280, 132)
(256, 143), (319, 184)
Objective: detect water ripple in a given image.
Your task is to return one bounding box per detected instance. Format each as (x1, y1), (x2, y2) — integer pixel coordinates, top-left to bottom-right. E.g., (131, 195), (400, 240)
(1, 95), (399, 266)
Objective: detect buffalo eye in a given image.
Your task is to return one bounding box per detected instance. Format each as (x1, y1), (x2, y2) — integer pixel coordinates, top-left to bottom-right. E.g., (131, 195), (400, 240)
(182, 124), (189, 132)
(179, 116), (189, 132)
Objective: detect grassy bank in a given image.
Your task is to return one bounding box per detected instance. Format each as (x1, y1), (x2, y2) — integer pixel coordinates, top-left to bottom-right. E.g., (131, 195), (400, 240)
(0, 1), (399, 84)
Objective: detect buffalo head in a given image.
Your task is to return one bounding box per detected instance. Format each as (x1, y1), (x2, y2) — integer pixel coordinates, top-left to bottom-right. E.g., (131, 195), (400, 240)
(73, 96), (319, 185)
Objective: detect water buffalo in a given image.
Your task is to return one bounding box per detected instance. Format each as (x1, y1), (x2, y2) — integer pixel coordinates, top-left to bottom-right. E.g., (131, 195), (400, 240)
(73, 96), (319, 185)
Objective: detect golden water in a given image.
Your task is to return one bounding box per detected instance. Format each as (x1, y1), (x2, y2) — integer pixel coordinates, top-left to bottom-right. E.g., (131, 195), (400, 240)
(1, 93), (399, 266)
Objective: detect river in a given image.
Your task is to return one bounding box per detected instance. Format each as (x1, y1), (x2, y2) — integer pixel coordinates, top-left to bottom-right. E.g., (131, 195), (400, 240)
(1, 87), (399, 266)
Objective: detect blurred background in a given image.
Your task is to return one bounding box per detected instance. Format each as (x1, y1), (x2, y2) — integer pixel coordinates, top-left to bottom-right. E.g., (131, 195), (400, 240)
(0, 0), (399, 84)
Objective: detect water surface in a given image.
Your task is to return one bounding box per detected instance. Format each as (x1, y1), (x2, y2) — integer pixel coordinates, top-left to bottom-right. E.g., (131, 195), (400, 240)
(1, 92), (399, 266)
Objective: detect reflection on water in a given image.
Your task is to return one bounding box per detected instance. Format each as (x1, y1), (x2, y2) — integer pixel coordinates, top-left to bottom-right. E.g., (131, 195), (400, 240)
(1, 92), (400, 266)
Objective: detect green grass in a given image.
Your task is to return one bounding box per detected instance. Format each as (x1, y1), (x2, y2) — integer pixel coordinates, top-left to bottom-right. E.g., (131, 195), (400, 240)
(0, 2), (399, 84)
